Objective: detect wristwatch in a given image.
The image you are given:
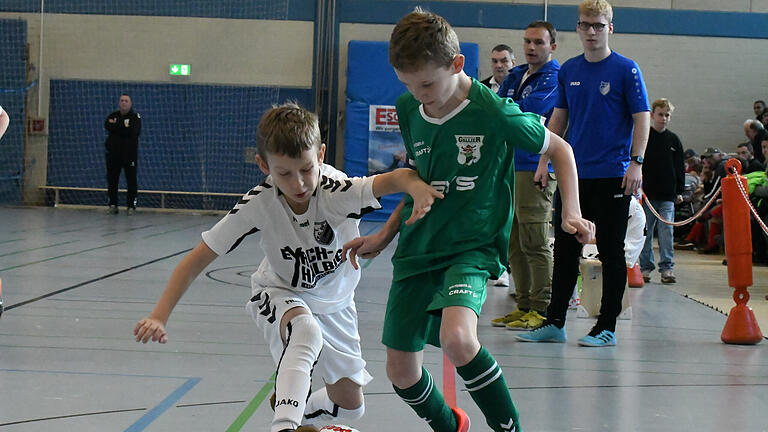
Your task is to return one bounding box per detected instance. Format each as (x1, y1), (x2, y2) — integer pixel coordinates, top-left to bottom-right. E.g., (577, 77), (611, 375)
(630, 155), (644, 165)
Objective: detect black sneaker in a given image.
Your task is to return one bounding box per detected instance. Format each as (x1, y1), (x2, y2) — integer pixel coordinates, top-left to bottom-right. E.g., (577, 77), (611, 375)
(674, 241), (695, 250)
(107, 205), (118, 215)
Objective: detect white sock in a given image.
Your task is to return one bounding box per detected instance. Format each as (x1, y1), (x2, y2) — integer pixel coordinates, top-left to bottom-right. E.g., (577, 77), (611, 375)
(304, 387), (365, 422)
(271, 314), (323, 432)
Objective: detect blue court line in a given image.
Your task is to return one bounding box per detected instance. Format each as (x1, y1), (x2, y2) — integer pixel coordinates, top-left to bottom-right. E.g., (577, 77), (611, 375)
(124, 377), (201, 432)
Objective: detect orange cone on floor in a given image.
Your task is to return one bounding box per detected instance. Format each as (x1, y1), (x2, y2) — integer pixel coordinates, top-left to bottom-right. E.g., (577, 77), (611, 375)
(627, 264), (644, 288)
(720, 159), (762, 344)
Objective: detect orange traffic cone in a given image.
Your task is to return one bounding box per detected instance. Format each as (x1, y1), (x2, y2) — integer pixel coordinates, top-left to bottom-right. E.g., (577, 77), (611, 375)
(627, 264), (644, 288)
(721, 298), (763, 344)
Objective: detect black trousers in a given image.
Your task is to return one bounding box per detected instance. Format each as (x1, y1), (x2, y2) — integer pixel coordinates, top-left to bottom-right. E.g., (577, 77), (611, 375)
(548, 178), (631, 332)
(106, 155), (137, 208)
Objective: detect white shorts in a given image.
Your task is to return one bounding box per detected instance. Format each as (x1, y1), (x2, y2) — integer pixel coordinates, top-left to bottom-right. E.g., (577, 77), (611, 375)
(246, 287), (373, 387)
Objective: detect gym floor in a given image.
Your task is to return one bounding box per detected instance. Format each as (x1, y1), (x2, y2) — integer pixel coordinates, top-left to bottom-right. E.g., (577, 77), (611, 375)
(0, 206), (766, 432)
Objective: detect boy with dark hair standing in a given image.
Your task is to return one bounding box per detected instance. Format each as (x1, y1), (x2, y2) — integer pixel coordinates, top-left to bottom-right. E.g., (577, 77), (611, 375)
(134, 102), (441, 432)
(343, 8), (594, 432)
(517, 0), (650, 347)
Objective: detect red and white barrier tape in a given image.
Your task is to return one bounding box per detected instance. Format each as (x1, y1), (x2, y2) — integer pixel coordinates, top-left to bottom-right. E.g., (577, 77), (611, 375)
(729, 167), (768, 236)
(641, 183), (722, 227)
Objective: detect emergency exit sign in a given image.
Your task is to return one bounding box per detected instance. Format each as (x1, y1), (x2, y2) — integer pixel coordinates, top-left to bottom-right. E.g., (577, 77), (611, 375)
(169, 64), (190, 76)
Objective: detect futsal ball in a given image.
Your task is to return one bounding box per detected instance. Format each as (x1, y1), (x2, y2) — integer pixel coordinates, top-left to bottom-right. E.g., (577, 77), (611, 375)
(319, 425), (360, 432)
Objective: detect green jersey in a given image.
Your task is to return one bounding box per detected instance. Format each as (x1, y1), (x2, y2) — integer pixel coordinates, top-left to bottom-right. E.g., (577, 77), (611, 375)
(392, 78), (548, 281)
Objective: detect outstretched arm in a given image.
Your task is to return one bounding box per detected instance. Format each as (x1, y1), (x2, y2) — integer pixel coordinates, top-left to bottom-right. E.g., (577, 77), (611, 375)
(371, 168), (443, 225)
(342, 199), (405, 270)
(544, 132), (595, 244)
(134, 241), (218, 343)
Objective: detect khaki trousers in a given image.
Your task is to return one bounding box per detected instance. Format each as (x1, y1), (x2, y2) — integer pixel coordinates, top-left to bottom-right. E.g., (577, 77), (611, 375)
(508, 171), (556, 313)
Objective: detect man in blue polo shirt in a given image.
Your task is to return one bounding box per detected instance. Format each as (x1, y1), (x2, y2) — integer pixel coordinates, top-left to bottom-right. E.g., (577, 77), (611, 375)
(517, 0), (650, 347)
(490, 20), (560, 331)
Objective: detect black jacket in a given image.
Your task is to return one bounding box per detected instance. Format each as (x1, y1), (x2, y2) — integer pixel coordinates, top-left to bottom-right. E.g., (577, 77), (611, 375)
(641, 127), (685, 201)
(104, 109), (141, 161)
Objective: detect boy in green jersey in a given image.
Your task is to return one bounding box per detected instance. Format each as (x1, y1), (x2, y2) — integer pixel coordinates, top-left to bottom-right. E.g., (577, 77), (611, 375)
(343, 8), (594, 432)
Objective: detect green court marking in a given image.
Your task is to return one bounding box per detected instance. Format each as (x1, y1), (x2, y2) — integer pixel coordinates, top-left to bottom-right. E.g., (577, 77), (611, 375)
(0, 238), (24, 245)
(0, 240), (79, 258)
(225, 372), (276, 432)
(361, 256), (376, 269)
(0, 242), (124, 272)
(359, 223), (382, 270)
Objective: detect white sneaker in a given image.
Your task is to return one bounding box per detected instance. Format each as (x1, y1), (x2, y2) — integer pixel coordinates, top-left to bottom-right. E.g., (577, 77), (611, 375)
(492, 271), (509, 287)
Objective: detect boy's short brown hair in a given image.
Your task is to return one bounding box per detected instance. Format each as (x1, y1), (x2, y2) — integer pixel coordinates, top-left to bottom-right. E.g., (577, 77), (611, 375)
(257, 101), (321, 160)
(652, 98), (675, 113)
(389, 8), (460, 72)
(578, 0), (613, 22)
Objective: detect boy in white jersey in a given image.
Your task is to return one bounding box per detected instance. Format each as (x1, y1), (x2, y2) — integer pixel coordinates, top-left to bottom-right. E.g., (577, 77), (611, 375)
(134, 102), (442, 432)
(343, 9), (594, 432)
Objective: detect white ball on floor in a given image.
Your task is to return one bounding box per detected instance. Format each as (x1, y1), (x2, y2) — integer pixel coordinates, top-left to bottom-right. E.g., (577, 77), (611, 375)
(319, 426), (360, 432)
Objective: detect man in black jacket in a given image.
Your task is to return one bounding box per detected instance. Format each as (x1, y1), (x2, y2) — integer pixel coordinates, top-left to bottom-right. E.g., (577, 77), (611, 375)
(639, 98), (684, 284)
(105, 93), (141, 214)
(479, 44), (515, 95)
(744, 119), (767, 164)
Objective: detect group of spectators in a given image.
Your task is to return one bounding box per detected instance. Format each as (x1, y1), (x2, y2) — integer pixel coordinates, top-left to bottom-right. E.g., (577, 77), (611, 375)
(480, 0), (651, 349)
(672, 100), (768, 266)
(479, 8), (768, 340)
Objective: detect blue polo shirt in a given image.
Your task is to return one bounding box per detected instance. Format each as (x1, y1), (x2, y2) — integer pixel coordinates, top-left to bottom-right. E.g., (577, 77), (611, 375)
(498, 60), (560, 172)
(556, 51), (649, 179)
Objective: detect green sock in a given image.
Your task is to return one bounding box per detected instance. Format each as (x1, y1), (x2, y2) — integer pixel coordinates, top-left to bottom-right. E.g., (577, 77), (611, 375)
(393, 367), (457, 432)
(456, 347), (521, 432)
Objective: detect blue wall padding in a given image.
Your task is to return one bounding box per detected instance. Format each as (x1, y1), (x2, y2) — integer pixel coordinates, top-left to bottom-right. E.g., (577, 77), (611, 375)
(0, 19), (27, 204)
(343, 40), (478, 220)
(47, 80), (311, 209)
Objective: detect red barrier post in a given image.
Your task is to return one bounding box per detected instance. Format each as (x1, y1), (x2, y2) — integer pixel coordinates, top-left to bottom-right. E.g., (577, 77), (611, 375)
(627, 263), (645, 288)
(720, 159), (763, 344)
(442, 353), (457, 408)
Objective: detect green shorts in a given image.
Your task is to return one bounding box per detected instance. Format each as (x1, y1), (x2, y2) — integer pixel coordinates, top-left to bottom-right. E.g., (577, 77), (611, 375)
(382, 264), (489, 352)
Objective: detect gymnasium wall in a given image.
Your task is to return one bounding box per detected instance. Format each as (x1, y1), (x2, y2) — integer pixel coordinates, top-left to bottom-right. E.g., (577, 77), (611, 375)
(0, 5), (316, 206)
(0, 19), (26, 204)
(0, 0), (767, 205)
(335, 1), (768, 167)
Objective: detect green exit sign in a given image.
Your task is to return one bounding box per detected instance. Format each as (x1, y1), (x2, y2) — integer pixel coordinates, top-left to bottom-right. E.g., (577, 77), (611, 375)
(169, 64), (190, 76)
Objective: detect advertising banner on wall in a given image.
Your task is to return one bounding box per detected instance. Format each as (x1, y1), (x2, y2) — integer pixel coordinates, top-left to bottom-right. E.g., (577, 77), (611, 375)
(367, 105), (407, 175)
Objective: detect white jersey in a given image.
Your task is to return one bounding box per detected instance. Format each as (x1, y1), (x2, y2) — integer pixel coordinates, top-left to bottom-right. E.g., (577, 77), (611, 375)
(202, 164), (380, 314)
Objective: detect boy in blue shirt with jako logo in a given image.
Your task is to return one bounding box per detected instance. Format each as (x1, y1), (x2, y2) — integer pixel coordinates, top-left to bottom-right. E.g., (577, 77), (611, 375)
(517, 0), (650, 347)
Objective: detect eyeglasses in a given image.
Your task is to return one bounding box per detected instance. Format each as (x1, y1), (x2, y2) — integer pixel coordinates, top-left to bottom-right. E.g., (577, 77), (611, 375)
(577, 21), (609, 32)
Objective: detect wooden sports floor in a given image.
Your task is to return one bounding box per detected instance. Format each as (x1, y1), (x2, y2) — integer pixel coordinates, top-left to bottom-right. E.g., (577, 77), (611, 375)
(0, 207), (766, 431)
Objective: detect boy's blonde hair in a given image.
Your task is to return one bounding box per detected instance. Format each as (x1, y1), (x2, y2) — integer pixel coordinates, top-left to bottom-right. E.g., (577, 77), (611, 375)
(651, 98), (675, 113)
(578, 0), (613, 22)
(257, 101), (321, 160)
(389, 7), (460, 72)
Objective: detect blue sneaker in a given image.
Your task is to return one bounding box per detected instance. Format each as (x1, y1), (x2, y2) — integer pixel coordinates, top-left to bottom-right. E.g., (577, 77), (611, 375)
(577, 330), (616, 347)
(515, 323), (566, 343)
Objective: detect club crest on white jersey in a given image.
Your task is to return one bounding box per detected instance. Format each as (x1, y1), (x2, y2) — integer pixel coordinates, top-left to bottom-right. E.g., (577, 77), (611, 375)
(313, 220), (334, 245)
(455, 135), (484, 166)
